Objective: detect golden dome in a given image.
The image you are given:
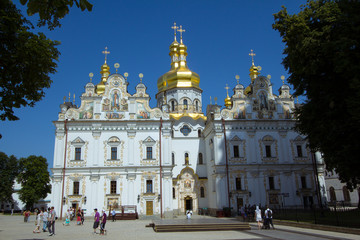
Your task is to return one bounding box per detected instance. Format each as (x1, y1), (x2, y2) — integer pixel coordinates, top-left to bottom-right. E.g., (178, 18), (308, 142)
(96, 62), (110, 95)
(157, 33), (201, 93)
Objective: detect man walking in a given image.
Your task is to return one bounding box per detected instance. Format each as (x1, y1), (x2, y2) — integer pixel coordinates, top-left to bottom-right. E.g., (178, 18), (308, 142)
(93, 208), (100, 234)
(42, 209), (48, 232)
(49, 206), (57, 236)
(111, 209), (116, 222)
(264, 206), (275, 229)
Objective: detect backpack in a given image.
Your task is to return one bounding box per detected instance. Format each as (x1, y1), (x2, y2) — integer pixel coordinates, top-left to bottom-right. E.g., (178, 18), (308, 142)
(267, 210), (272, 218)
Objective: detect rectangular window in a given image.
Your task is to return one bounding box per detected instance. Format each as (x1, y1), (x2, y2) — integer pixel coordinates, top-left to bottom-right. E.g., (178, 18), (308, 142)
(146, 180), (153, 193)
(110, 181), (117, 194)
(173, 188), (176, 199)
(75, 147), (81, 160)
(269, 176), (275, 190)
(111, 147), (117, 160)
(301, 176), (307, 189)
(233, 145), (239, 158)
(296, 145), (303, 157)
(73, 181), (79, 195)
(235, 178), (242, 190)
(146, 147), (153, 159)
(265, 145), (271, 157)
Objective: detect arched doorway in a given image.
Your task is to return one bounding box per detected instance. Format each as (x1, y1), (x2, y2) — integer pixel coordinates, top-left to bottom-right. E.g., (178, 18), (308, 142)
(184, 196), (193, 211)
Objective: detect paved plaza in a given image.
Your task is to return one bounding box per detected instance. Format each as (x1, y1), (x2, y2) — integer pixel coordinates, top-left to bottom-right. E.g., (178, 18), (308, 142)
(0, 214), (359, 240)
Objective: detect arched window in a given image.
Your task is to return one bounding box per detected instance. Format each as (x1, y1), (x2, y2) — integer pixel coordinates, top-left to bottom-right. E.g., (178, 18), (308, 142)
(171, 101), (175, 112)
(173, 187), (176, 199)
(329, 186), (336, 202)
(195, 101), (199, 112)
(172, 153), (175, 165)
(183, 99), (188, 110)
(185, 153), (189, 165)
(198, 129), (202, 138)
(343, 186), (351, 202)
(198, 153), (203, 165)
(200, 187), (205, 198)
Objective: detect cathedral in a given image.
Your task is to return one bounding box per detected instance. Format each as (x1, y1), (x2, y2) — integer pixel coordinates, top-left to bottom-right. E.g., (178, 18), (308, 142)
(50, 24), (327, 217)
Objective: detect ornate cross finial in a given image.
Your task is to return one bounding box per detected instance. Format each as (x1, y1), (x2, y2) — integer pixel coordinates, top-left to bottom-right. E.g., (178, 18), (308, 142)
(68, 92), (71, 102)
(225, 84), (230, 96)
(102, 46), (110, 63)
(171, 22), (178, 41)
(249, 49), (256, 65)
(214, 97), (218, 105)
(281, 75), (285, 85)
(63, 96), (66, 104)
(139, 73), (143, 83)
(89, 72), (94, 82)
(235, 75), (240, 85)
(73, 93), (76, 104)
(114, 63), (120, 73)
(177, 25), (185, 43)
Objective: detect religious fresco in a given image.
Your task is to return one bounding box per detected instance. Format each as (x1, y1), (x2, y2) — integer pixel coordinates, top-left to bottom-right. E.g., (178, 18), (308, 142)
(136, 102), (150, 119)
(106, 111), (124, 119)
(79, 102), (93, 119)
(233, 109), (246, 119)
(111, 90), (121, 111)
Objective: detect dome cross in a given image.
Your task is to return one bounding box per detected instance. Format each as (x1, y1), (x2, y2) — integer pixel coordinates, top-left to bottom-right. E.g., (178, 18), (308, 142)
(102, 47), (110, 63)
(249, 49), (256, 66)
(177, 25), (186, 43)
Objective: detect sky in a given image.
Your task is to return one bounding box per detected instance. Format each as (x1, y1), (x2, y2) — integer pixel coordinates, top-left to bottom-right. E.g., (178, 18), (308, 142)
(1, 0), (308, 170)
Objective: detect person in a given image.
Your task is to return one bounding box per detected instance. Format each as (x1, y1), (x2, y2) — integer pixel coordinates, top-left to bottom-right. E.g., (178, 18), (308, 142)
(63, 209), (70, 226)
(77, 209), (82, 225)
(186, 210), (192, 219)
(33, 210), (41, 233)
(42, 209), (48, 232)
(264, 206), (275, 230)
(49, 206), (57, 236)
(255, 206), (262, 230)
(100, 210), (107, 235)
(81, 209), (85, 225)
(111, 209), (116, 222)
(93, 208), (100, 234)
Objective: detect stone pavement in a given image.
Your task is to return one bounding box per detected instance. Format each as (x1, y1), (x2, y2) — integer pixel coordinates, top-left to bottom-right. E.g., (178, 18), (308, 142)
(0, 214), (359, 240)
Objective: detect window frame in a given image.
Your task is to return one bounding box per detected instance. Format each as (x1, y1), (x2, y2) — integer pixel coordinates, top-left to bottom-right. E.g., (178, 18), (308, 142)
(110, 180), (117, 194)
(73, 181), (80, 195)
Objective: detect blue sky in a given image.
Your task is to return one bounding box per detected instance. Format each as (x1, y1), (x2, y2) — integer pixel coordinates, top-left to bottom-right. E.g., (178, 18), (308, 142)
(1, 0), (307, 170)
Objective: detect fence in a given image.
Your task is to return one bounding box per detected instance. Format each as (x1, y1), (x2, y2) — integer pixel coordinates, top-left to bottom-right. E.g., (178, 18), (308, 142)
(274, 205), (360, 228)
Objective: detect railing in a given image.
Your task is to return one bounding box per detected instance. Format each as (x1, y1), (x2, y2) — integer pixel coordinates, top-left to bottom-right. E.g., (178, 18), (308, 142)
(274, 205), (360, 228)
(170, 104), (202, 113)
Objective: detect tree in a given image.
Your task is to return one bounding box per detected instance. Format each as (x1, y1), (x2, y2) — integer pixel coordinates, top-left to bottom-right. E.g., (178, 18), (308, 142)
(0, 0), (92, 121)
(17, 155), (51, 210)
(273, 0), (360, 190)
(20, 0), (93, 30)
(0, 152), (19, 203)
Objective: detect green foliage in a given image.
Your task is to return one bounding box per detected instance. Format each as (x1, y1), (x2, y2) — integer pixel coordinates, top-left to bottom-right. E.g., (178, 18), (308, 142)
(0, 152), (19, 203)
(0, 1), (60, 121)
(273, 0), (360, 189)
(20, 0), (93, 30)
(17, 155), (51, 210)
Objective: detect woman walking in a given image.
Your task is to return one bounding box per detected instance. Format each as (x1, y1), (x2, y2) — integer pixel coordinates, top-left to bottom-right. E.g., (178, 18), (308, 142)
(255, 206), (262, 230)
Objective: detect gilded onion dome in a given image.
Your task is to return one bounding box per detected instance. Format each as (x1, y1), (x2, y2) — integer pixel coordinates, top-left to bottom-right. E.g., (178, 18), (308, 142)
(96, 47), (111, 95)
(157, 26), (201, 93)
(245, 49), (261, 95)
(224, 84), (232, 109)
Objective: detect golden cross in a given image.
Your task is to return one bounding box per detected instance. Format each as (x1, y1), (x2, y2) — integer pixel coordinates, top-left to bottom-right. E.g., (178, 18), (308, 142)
(249, 49), (256, 65)
(171, 22), (178, 41)
(177, 25), (185, 42)
(225, 84), (230, 96)
(102, 47), (110, 63)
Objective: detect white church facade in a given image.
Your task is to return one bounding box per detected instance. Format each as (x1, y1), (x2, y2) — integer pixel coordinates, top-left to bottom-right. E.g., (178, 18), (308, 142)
(50, 26), (327, 217)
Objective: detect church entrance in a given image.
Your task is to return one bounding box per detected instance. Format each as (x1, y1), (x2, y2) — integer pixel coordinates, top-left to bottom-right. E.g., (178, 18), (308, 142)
(184, 196), (193, 211)
(146, 201), (153, 215)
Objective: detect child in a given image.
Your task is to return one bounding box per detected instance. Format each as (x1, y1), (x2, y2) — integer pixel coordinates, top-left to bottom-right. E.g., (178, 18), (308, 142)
(33, 210), (42, 233)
